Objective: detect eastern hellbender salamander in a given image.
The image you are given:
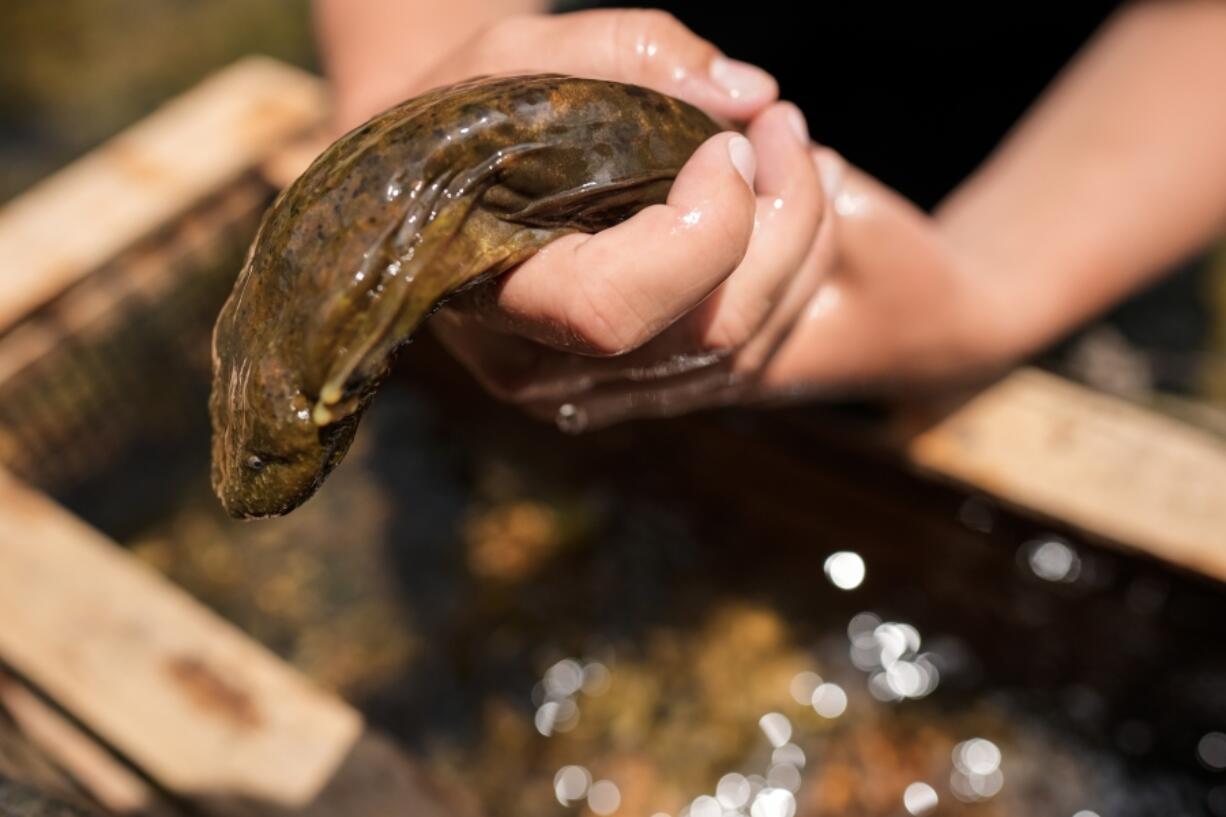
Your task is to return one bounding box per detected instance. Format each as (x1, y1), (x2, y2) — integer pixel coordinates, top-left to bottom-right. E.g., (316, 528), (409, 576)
(210, 74), (719, 518)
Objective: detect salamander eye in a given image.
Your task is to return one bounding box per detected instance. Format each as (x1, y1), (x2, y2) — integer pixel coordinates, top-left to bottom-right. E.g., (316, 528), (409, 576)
(244, 454), (266, 472)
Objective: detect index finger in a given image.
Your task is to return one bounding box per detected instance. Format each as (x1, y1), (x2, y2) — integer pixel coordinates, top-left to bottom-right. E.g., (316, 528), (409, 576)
(433, 9), (778, 123)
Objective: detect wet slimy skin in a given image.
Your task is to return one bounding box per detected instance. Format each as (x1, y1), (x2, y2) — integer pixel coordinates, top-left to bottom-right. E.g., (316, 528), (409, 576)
(210, 74), (719, 518)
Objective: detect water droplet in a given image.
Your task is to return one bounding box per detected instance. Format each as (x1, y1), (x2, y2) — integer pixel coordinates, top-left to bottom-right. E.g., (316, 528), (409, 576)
(556, 403), (588, 434)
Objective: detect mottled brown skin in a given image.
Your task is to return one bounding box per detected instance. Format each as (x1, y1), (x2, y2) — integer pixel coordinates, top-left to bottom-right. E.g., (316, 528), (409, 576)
(210, 75), (719, 518)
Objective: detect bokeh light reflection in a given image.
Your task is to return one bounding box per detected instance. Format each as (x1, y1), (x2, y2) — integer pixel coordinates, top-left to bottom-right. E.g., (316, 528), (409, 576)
(811, 682), (848, 718)
(716, 773), (752, 809)
(1024, 536), (1082, 583)
(902, 782), (939, 815)
(823, 551), (866, 590)
(1199, 732), (1226, 771)
(554, 765), (591, 806)
(749, 787), (796, 817)
(587, 779), (621, 815)
(758, 712), (793, 748)
(689, 794), (721, 817)
(950, 738), (1005, 802)
(788, 670), (821, 705)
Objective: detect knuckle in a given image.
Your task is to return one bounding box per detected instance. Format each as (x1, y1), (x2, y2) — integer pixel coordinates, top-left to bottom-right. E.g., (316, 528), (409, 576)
(610, 9), (711, 77)
(628, 8), (685, 38)
(568, 275), (644, 356)
(706, 204), (754, 268)
(478, 14), (535, 52)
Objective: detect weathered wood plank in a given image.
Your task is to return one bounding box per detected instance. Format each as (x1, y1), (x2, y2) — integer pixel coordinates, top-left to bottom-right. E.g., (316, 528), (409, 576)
(905, 368), (1226, 582)
(0, 57), (326, 334)
(259, 133), (331, 191)
(0, 670), (180, 816)
(0, 470), (470, 816)
(0, 468), (362, 807)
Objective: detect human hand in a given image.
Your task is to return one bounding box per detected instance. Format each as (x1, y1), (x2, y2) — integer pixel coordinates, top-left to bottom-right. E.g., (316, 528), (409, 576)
(440, 140), (1022, 431)
(320, 9), (835, 421)
(321, 9), (1010, 430)
(328, 9), (778, 132)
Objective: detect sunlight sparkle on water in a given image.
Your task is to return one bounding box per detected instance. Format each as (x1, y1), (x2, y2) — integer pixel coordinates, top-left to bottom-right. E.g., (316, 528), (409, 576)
(811, 682), (848, 718)
(554, 765), (591, 806)
(716, 773), (752, 809)
(903, 782), (939, 815)
(587, 780), (621, 815)
(689, 795), (721, 817)
(1024, 536), (1082, 583)
(759, 712), (793, 748)
(789, 670), (822, 705)
(951, 739), (1005, 802)
(750, 787), (796, 817)
(1199, 732), (1226, 770)
(823, 551), (866, 590)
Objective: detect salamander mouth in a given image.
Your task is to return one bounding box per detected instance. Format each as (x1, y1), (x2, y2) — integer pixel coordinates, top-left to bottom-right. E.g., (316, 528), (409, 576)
(216, 412), (362, 520)
(317, 413), (360, 484)
(220, 472), (316, 520)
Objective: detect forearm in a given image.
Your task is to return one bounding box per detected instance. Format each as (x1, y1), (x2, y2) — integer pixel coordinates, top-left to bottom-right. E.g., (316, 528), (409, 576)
(314, 0), (546, 127)
(937, 0), (1226, 357)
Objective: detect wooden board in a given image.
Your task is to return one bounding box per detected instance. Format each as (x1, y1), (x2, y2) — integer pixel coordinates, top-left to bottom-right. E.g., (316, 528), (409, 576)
(0, 468), (465, 817)
(0, 466), (359, 805)
(906, 368), (1226, 582)
(0, 56), (326, 334)
(0, 670), (179, 817)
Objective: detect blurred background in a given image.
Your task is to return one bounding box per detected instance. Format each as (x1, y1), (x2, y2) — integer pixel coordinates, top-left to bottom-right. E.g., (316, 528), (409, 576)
(1, 3), (1225, 817)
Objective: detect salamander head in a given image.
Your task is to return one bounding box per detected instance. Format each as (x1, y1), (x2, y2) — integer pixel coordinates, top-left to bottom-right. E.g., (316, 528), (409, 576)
(209, 251), (364, 519)
(208, 366), (360, 519)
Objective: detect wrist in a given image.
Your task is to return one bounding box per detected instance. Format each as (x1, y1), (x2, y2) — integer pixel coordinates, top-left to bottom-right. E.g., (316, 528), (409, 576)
(936, 198), (1101, 372)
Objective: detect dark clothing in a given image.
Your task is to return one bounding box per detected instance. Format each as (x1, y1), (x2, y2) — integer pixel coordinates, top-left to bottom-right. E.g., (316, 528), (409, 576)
(571, 3), (1121, 209)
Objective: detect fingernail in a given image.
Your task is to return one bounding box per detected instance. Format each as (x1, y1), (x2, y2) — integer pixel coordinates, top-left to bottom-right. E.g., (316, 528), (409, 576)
(785, 103), (809, 145)
(709, 57), (775, 101)
(728, 136), (756, 187)
(815, 149), (844, 199)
